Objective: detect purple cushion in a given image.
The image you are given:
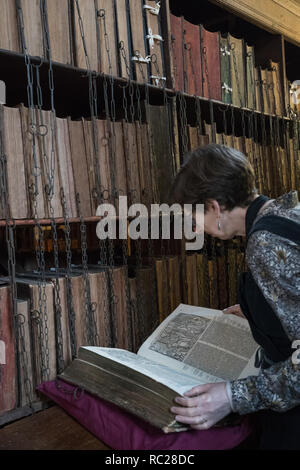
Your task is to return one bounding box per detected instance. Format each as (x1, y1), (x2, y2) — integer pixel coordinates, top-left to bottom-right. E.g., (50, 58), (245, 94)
(37, 379), (253, 450)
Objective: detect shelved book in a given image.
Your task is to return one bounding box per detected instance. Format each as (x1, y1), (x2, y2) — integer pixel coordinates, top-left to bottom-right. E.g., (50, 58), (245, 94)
(59, 303), (259, 433)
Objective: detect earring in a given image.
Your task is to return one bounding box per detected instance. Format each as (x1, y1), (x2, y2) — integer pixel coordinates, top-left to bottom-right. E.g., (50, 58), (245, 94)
(218, 220), (221, 231)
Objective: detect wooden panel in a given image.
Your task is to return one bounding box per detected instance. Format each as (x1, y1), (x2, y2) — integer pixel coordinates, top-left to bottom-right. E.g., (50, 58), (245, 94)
(0, 285), (16, 415)
(210, 0), (300, 47)
(0, 405), (110, 450)
(0, 0), (20, 52)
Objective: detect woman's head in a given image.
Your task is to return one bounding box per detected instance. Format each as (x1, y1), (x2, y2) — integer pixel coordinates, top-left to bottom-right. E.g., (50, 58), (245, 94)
(169, 144), (258, 239)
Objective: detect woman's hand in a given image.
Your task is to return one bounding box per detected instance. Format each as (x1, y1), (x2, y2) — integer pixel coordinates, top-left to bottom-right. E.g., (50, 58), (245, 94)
(223, 304), (245, 319)
(170, 382), (232, 430)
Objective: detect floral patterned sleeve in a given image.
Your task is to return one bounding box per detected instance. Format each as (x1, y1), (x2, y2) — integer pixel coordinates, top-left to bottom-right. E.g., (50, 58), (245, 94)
(229, 227), (300, 415)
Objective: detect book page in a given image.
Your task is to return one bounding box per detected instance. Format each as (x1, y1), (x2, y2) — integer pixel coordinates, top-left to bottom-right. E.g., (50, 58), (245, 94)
(83, 346), (202, 395)
(138, 304), (259, 384)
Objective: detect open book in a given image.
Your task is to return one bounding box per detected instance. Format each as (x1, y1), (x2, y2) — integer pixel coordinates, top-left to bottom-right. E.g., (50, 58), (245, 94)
(59, 304), (259, 433)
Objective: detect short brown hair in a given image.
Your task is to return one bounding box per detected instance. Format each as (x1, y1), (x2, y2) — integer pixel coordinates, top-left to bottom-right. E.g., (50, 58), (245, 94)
(169, 144), (257, 211)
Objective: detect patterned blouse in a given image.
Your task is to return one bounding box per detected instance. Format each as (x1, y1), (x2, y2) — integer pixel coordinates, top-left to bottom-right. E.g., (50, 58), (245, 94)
(229, 191), (300, 415)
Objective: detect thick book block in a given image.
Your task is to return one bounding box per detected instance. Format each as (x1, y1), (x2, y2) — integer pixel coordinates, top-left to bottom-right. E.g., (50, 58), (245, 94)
(68, 118), (93, 217)
(87, 269), (111, 348)
(73, 0), (99, 71)
(166, 256), (182, 313)
(135, 122), (154, 209)
(135, 265), (159, 345)
(115, 0), (132, 79)
(1, 105), (29, 219)
(196, 252), (209, 308)
(228, 33), (246, 107)
(56, 117), (77, 218)
(35, 109), (63, 218)
(16, 298), (37, 406)
(216, 248), (228, 311)
(0, 285), (16, 415)
(146, 104), (175, 204)
(183, 20), (202, 97)
(0, 0), (20, 52)
(113, 121), (128, 210)
(122, 121), (141, 205)
(155, 257), (170, 323)
(200, 26), (221, 101)
(185, 253), (199, 306)
(46, 0), (72, 64)
(128, 276), (138, 352)
(227, 244), (237, 307)
(109, 266), (130, 350)
(145, 1), (165, 87)
(19, 104), (47, 219)
(128, 0), (148, 83)
(219, 33), (232, 105)
(169, 14), (184, 92)
(245, 44), (256, 110)
(16, 279), (57, 388)
(18, 0), (44, 56)
(97, 0), (118, 76)
(208, 258), (219, 310)
(270, 60), (284, 116)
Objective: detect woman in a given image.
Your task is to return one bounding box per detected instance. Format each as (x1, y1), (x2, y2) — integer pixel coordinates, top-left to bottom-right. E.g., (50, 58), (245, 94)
(168, 143), (300, 450)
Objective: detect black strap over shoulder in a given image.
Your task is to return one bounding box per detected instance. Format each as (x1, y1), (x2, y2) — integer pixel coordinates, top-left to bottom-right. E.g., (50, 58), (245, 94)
(248, 215), (300, 246)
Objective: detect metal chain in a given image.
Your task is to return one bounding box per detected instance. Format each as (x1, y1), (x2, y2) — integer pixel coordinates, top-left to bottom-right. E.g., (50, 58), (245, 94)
(16, 0), (50, 383)
(60, 189), (76, 358)
(76, 193), (98, 346)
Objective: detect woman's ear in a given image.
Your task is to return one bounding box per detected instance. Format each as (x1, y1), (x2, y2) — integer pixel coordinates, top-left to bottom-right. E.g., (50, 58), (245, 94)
(207, 199), (221, 217)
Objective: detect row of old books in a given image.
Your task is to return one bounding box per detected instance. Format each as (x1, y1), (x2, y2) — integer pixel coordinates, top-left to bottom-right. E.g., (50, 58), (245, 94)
(0, 262), (160, 414)
(170, 15), (286, 115)
(0, 101), (178, 220)
(0, 233), (248, 412)
(186, 122), (300, 198)
(0, 0), (165, 85)
(0, 236), (247, 415)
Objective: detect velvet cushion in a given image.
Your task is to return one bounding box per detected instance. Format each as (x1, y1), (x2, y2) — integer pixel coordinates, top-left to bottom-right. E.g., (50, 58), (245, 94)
(37, 379), (253, 450)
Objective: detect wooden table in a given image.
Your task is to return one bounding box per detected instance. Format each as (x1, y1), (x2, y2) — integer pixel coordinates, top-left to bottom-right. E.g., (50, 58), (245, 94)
(0, 405), (110, 450)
